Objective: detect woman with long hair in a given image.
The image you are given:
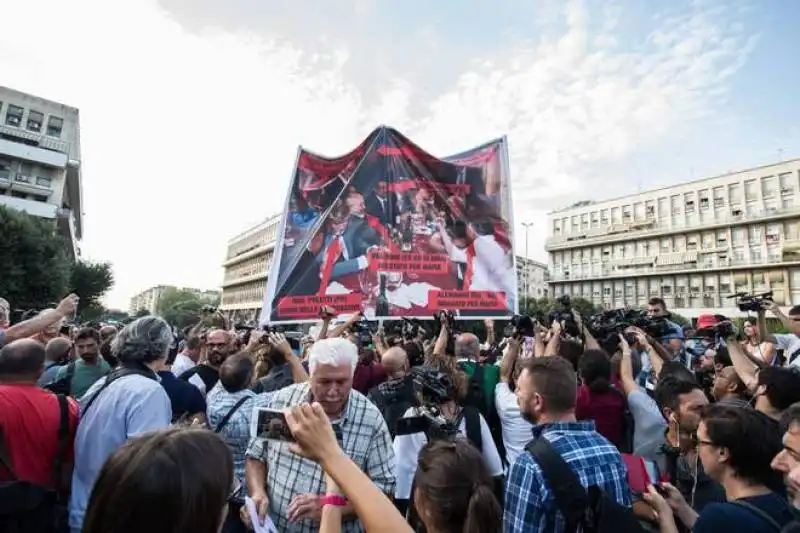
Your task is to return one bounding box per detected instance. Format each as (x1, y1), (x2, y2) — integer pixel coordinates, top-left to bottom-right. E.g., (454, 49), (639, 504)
(741, 319), (777, 365)
(83, 428), (234, 533)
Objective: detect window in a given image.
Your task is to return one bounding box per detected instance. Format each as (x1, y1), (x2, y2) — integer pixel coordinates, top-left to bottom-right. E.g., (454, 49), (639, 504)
(46, 116), (63, 137)
(27, 110), (43, 132)
(762, 176), (777, 199)
(645, 201), (655, 217)
(35, 176), (52, 187)
(5, 105), (23, 127)
(684, 192), (696, 213)
(780, 172), (795, 194)
(699, 190), (709, 210)
(717, 230), (728, 244)
(14, 173), (30, 183)
(744, 179), (758, 201)
(729, 183), (742, 204)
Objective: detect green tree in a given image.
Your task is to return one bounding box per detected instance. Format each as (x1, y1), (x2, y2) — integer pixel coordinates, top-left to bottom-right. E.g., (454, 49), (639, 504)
(68, 260), (114, 321)
(0, 205), (71, 310)
(156, 287), (220, 329)
(134, 308), (151, 318)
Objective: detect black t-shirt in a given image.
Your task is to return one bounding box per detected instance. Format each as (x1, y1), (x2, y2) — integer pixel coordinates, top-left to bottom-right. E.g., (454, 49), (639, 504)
(158, 371), (206, 422)
(693, 493), (794, 533)
(178, 364), (219, 393)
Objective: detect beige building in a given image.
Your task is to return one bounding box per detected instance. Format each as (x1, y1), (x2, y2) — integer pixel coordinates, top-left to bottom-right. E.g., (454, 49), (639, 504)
(546, 159), (800, 318)
(129, 285), (221, 315)
(0, 86), (82, 258)
(516, 256), (549, 299)
(219, 214), (281, 321)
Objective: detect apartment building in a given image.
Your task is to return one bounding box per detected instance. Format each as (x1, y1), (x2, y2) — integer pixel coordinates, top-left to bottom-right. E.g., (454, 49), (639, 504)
(0, 86), (82, 258)
(546, 159), (800, 318)
(129, 285), (221, 316)
(516, 256), (549, 299)
(219, 214), (281, 322)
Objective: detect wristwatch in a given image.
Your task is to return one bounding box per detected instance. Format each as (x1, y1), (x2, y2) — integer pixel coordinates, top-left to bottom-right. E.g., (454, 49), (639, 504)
(320, 494), (348, 508)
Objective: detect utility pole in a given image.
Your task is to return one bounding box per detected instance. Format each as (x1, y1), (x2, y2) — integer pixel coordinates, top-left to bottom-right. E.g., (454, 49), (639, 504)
(522, 222), (533, 309)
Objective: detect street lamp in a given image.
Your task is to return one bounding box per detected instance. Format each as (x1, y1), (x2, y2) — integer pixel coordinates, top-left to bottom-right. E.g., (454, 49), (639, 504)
(522, 222), (533, 307)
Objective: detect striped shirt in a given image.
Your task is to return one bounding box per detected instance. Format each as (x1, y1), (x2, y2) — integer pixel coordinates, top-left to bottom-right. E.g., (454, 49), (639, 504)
(245, 383), (395, 533)
(504, 421), (631, 533)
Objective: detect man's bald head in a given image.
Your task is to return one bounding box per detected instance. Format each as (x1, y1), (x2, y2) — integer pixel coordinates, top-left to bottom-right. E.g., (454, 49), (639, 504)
(382, 347), (409, 377)
(45, 337), (72, 364)
(0, 339), (45, 382)
(219, 352), (254, 392)
(455, 333), (480, 361)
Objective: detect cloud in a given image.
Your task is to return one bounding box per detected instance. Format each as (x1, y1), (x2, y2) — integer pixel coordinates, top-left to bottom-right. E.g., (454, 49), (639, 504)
(0, 0), (755, 308)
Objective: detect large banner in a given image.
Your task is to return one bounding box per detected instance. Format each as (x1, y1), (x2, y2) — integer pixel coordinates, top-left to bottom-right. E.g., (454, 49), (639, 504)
(260, 126), (517, 324)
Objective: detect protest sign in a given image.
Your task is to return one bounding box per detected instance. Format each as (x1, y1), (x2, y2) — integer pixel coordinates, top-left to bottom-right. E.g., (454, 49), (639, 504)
(260, 126), (517, 323)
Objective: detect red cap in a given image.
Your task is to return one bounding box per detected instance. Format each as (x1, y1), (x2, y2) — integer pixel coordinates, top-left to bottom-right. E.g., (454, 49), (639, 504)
(695, 314), (720, 331)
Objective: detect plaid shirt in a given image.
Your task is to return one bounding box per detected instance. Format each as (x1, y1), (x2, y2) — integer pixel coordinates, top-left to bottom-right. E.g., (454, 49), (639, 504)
(245, 383), (395, 533)
(504, 421), (632, 533)
(206, 383), (263, 498)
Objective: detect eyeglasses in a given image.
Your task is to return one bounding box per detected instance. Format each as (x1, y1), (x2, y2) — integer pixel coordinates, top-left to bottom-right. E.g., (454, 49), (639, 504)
(690, 435), (716, 448)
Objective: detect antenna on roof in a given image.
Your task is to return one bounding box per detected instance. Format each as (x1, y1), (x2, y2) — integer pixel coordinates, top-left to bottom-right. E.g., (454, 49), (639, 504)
(778, 147), (784, 162)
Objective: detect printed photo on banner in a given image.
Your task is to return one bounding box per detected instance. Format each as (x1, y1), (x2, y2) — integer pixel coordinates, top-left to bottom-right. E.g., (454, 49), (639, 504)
(260, 126), (518, 324)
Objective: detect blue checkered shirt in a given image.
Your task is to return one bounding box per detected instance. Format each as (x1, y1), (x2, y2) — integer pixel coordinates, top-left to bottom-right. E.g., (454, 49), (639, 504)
(503, 420), (632, 533)
(206, 383), (271, 498)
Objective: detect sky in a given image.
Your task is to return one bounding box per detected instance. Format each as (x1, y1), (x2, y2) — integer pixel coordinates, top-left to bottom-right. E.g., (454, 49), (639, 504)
(1, 0), (799, 310)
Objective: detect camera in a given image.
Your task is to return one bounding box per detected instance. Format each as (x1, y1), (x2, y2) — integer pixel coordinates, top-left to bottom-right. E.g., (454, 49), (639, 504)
(584, 308), (671, 348)
(434, 309), (457, 333)
(395, 366), (460, 441)
(503, 315), (535, 339)
(729, 291), (773, 313)
(548, 295), (581, 337)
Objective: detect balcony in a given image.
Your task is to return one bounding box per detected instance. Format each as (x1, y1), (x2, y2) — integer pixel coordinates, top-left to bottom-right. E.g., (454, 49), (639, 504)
(222, 241), (276, 267)
(0, 194), (58, 219)
(9, 172), (53, 197)
(0, 137), (68, 168)
(546, 205), (800, 250)
(221, 266), (270, 288)
(549, 252), (795, 283)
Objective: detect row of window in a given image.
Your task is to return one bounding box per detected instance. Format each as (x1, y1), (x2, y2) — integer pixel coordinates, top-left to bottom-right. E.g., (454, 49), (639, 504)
(0, 102), (63, 137)
(552, 169), (800, 235)
(224, 251), (273, 282)
(551, 222), (800, 267)
(221, 281), (266, 305)
(553, 269), (793, 306)
(227, 222), (280, 260)
(0, 157), (54, 188)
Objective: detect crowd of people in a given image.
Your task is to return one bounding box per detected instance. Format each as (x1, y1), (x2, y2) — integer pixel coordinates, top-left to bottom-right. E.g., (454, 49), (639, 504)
(4, 293), (800, 532)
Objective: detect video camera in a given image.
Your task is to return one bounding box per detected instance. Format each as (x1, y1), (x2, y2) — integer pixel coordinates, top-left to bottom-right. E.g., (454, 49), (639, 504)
(548, 295), (581, 337)
(394, 366), (460, 441)
(727, 291), (773, 313)
(584, 308), (672, 347)
(503, 314), (535, 339)
(434, 309), (458, 334)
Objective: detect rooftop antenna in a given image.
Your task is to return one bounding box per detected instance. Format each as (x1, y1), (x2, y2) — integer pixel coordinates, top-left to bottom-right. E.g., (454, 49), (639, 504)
(778, 147), (784, 162)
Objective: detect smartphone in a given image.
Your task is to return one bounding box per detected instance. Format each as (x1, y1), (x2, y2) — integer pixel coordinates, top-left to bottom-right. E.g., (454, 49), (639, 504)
(251, 408), (295, 443)
(622, 455), (650, 494)
(643, 459), (661, 486)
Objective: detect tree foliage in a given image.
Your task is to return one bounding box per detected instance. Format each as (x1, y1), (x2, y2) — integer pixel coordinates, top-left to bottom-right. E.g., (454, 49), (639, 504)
(520, 297), (602, 320)
(134, 308), (151, 318)
(156, 287), (220, 329)
(0, 205), (71, 310)
(69, 260), (114, 321)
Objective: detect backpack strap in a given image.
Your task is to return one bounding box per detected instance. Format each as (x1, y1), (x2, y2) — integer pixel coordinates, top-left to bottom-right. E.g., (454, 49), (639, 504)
(729, 500), (782, 531)
(51, 394), (70, 492)
(214, 397), (250, 433)
(526, 438), (588, 533)
(457, 406), (483, 451)
(82, 368), (157, 417)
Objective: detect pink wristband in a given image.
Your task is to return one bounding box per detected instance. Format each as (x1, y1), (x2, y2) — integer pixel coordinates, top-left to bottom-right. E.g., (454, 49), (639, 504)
(320, 494), (348, 508)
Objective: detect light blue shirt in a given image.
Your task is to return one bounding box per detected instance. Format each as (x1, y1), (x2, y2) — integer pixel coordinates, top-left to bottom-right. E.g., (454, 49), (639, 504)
(68, 373), (172, 532)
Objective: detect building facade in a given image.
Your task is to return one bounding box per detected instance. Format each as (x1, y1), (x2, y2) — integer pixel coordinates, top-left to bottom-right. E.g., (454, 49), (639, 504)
(129, 285), (220, 315)
(516, 256), (549, 300)
(0, 87), (82, 258)
(546, 159), (800, 318)
(219, 215), (281, 322)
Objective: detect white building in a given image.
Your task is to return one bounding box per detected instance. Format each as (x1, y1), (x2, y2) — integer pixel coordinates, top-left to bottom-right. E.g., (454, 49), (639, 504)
(546, 159), (800, 318)
(516, 256), (549, 300)
(219, 215), (281, 322)
(129, 285), (220, 316)
(0, 87), (82, 258)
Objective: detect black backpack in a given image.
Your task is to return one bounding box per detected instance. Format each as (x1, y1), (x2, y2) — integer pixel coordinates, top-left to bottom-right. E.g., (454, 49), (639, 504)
(44, 362), (75, 397)
(0, 394), (70, 533)
(527, 438), (645, 533)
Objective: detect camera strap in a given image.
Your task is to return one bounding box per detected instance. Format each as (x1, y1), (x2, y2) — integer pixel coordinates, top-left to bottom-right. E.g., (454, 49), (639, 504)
(214, 397), (250, 433)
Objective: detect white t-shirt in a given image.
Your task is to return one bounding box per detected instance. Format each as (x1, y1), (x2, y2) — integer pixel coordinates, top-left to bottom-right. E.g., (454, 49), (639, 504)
(393, 406), (504, 499)
(494, 382), (534, 469)
(775, 334), (800, 367)
(448, 235), (515, 295)
(171, 353), (196, 378)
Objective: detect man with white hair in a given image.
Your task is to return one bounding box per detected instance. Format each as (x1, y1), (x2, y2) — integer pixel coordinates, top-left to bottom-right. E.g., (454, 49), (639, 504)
(244, 337), (395, 533)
